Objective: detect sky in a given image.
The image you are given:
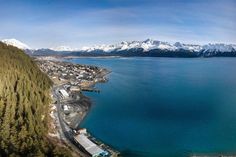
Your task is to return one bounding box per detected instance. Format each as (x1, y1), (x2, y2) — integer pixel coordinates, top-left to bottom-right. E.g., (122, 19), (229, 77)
(0, 0), (235, 49)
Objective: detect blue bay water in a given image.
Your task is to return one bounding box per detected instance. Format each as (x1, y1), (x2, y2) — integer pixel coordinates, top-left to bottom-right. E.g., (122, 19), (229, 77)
(68, 57), (236, 157)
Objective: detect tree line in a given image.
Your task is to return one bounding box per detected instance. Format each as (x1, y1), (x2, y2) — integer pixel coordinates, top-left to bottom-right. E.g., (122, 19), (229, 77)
(0, 42), (72, 157)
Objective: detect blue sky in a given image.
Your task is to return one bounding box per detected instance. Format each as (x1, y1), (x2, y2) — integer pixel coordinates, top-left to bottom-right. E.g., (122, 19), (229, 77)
(0, 0), (235, 48)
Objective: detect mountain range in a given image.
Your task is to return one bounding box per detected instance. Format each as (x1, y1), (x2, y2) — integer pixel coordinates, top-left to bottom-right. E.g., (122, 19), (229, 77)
(1, 38), (236, 57)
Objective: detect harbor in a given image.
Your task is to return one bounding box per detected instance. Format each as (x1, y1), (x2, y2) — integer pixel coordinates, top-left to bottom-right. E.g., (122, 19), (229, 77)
(36, 59), (119, 157)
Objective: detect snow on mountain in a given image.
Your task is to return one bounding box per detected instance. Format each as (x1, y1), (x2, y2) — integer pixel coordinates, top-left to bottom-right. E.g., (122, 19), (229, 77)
(50, 46), (78, 52)
(231, 44), (236, 50)
(141, 39), (174, 51)
(1, 38), (30, 50)
(1, 38), (235, 54)
(80, 39), (202, 52)
(174, 42), (202, 52)
(81, 39), (176, 52)
(202, 43), (235, 52)
(80, 39), (236, 53)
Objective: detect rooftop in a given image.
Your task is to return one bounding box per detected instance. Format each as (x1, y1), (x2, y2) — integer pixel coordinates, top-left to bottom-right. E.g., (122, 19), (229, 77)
(74, 134), (106, 156)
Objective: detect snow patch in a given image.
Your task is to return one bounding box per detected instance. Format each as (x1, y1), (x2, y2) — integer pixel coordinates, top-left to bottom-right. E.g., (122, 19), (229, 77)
(202, 44), (235, 52)
(50, 46), (78, 52)
(1, 38), (31, 50)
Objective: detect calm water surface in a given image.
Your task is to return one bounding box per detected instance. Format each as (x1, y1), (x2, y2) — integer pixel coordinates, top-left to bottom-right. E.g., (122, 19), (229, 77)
(68, 57), (236, 157)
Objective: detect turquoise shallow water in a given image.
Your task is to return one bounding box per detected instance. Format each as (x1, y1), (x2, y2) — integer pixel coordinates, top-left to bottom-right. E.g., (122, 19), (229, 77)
(68, 57), (236, 157)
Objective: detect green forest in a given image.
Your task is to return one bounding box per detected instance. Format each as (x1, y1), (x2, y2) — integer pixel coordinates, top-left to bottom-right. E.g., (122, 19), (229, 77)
(0, 42), (71, 157)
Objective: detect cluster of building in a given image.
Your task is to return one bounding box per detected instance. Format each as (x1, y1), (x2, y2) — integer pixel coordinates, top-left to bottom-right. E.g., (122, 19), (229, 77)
(57, 87), (114, 156)
(57, 86), (117, 157)
(37, 59), (118, 157)
(58, 87), (85, 126)
(36, 60), (117, 157)
(36, 60), (107, 87)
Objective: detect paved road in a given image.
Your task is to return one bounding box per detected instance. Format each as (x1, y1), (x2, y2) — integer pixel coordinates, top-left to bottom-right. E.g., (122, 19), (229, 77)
(53, 85), (89, 157)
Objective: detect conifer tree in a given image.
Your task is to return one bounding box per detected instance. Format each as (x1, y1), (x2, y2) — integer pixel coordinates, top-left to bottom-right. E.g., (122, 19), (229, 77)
(0, 42), (72, 156)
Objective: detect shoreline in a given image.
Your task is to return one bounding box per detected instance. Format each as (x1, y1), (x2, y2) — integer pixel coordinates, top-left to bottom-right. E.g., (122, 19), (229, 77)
(75, 67), (111, 127)
(36, 58), (119, 157)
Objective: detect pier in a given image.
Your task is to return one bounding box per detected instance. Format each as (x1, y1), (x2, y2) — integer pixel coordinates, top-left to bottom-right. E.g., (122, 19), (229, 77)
(38, 59), (119, 157)
(82, 87), (100, 93)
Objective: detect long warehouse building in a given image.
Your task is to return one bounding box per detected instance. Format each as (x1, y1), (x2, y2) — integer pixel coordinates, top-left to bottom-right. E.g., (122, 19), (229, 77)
(74, 134), (108, 157)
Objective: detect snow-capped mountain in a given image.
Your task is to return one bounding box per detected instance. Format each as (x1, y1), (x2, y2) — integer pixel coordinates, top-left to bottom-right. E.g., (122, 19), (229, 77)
(1, 39), (30, 50)
(232, 44), (236, 50)
(81, 39), (178, 52)
(173, 42), (202, 52)
(1, 38), (235, 57)
(50, 46), (78, 52)
(76, 39), (235, 57)
(202, 43), (235, 52)
(80, 39), (230, 53)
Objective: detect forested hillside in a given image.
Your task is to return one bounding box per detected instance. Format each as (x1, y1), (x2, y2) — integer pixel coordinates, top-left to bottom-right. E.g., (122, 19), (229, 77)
(0, 42), (71, 156)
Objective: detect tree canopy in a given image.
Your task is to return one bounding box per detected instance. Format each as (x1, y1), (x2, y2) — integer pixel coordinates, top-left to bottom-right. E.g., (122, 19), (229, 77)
(0, 42), (71, 157)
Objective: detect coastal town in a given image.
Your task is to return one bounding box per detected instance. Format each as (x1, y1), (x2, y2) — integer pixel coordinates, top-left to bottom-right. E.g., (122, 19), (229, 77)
(36, 59), (119, 157)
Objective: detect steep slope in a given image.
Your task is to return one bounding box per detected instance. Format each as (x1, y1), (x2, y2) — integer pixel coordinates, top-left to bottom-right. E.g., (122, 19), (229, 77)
(1, 38), (30, 50)
(0, 42), (71, 156)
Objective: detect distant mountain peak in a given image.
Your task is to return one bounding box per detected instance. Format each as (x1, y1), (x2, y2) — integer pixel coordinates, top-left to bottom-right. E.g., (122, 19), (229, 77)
(2, 38), (236, 57)
(202, 43), (235, 52)
(50, 46), (78, 52)
(144, 38), (154, 43)
(1, 38), (30, 50)
(78, 39), (236, 53)
(174, 42), (182, 47)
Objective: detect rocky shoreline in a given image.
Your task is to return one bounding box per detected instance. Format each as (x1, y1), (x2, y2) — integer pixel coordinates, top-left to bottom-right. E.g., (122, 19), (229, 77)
(36, 58), (119, 157)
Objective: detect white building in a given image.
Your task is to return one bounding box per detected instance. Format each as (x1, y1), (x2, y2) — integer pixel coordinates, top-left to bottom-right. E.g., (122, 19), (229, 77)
(74, 134), (108, 157)
(78, 74), (84, 78)
(63, 105), (69, 111)
(70, 86), (81, 92)
(78, 128), (87, 134)
(59, 89), (69, 98)
(62, 104), (70, 115)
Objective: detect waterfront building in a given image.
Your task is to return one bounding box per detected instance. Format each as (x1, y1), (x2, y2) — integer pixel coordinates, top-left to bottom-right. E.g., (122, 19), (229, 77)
(78, 128), (87, 134)
(70, 86), (81, 92)
(74, 134), (108, 157)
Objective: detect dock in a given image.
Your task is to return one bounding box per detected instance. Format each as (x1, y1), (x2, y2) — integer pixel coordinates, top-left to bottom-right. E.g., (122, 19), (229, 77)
(82, 87), (100, 93)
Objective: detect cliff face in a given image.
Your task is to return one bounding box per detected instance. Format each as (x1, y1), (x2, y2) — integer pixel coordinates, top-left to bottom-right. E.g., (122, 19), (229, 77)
(0, 42), (70, 156)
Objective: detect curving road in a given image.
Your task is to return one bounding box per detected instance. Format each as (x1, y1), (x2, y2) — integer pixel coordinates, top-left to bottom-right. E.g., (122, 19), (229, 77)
(52, 85), (89, 157)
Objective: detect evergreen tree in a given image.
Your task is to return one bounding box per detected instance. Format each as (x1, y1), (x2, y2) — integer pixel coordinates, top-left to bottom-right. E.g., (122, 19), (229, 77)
(0, 42), (72, 156)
